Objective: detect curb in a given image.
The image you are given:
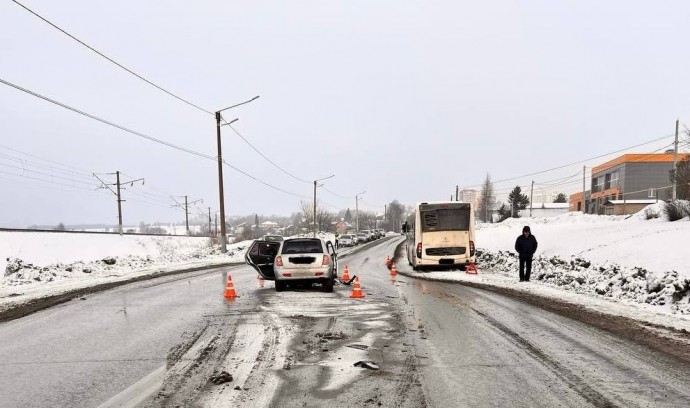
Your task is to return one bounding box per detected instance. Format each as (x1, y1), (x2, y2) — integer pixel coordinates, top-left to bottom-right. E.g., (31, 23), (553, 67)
(0, 261), (244, 323)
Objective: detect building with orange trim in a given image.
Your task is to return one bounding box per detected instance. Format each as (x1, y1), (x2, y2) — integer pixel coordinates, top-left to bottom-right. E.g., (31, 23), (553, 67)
(570, 153), (689, 215)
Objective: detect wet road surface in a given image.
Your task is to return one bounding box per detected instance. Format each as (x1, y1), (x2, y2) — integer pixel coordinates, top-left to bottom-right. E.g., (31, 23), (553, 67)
(0, 237), (688, 407)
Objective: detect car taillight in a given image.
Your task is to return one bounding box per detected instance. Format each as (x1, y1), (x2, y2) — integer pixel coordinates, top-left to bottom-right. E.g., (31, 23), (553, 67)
(416, 243), (422, 258)
(275, 256), (283, 267)
(322, 255), (330, 266)
(469, 241), (475, 257)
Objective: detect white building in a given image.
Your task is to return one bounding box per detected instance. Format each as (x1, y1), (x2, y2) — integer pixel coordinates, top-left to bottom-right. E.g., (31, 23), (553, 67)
(523, 203), (570, 218)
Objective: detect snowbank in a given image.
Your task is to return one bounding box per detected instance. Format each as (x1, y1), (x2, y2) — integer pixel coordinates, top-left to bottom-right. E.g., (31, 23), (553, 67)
(476, 209), (690, 279)
(0, 231), (252, 314)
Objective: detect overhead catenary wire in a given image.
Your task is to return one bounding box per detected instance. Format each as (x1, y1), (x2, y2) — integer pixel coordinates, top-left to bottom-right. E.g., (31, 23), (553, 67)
(0, 77), (321, 202)
(10, 0), (213, 116)
(12, 1), (351, 201)
(461, 133), (676, 190)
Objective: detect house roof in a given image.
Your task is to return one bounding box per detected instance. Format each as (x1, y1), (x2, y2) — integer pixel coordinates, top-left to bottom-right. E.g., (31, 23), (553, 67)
(592, 153), (690, 174)
(531, 203), (570, 209)
(603, 199), (657, 205)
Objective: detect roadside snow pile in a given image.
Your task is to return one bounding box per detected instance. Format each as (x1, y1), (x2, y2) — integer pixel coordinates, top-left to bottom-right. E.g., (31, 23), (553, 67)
(0, 231), (250, 289)
(476, 250), (690, 315)
(476, 208), (690, 280)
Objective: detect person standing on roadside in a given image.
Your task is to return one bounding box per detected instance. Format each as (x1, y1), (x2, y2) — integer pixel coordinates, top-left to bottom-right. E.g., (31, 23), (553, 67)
(515, 226), (538, 282)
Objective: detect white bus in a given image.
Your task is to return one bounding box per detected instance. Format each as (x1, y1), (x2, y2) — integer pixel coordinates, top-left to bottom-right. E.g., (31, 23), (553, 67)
(404, 201), (476, 270)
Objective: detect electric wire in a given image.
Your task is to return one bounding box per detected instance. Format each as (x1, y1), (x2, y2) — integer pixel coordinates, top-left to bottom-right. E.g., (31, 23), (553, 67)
(462, 133), (675, 189)
(11, 0), (213, 115)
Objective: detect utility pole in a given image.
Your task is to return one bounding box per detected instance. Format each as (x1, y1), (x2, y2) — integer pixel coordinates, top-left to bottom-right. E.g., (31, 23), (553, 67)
(312, 175), (335, 237)
(208, 207), (212, 237)
(529, 180), (534, 218)
(355, 191), (365, 232)
(215, 95), (259, 252)
(93, 171), (144, 235)
(455, 185), (459, 201)
(384, 204), (387, 229)
(582, 165), (586, 213)
(116, 171), (123, 234)
(673, 119), (679, 200)
(171, 196), (202, 236)
(214, 213), (218, 237)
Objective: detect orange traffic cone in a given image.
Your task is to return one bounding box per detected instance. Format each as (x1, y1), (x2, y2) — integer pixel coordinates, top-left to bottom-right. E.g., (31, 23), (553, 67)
(349, 276), (365, 299)
(341, 265), (351, 281)
(466, 262), (479, 275)
(257, 276), (265, 288)
(390, 264), (398, 276)
(224, 274), (237, 298)
(385, 256), (392, 267)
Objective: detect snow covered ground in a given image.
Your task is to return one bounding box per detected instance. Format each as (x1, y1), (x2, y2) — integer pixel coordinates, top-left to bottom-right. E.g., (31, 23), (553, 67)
(395, 204), (690, 329)
(0, 231), (251, 314)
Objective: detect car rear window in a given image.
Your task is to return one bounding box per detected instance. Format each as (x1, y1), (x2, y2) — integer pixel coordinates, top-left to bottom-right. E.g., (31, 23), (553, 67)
(281, 239), (323, 254)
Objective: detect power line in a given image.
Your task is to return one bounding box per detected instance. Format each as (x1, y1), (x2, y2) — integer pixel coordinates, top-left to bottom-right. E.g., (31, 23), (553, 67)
(0, 77), (216, 160)
(224, 121), (311, 184)
(462, 133), (675, 189)
(1, 78), (318, 201)
(11, 0), (213, 115)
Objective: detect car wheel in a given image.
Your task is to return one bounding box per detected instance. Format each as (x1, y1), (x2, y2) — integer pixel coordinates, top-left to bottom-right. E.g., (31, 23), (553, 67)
(322, 278), (334, 293)
(275, 280), (286, 292)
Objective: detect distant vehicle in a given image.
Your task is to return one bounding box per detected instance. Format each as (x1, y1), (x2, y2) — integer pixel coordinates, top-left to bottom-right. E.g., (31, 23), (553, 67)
(339, 234), (355, 247)
(361, 230), (372, 242)
(246, 238), (338, 292)
(404, 201), (476, 270)
(261, 235), (284, 242)
(351, 234), (360, 245)
(356, 232), (368, 243)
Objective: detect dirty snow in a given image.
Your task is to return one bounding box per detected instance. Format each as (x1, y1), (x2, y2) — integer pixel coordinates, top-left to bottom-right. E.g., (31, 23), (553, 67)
(0, 231), (251, 313)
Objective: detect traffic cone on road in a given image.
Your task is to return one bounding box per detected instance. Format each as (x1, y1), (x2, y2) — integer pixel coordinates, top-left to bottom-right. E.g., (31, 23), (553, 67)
(341, 265), (351, 281)
(224, 275), (237, 298)
(390, 264), (398, 276)
(349, 276), (365, 299)
(466, 262), (479, 275)
(385, 256), (392, 267)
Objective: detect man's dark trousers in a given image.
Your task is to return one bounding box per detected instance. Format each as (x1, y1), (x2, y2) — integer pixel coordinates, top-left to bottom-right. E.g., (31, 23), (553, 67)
(519, 258), (532, 281)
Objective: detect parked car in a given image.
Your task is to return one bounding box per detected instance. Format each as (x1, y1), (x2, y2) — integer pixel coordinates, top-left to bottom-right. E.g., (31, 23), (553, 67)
(339, 234), (354, 247)
(351, 234), (360, 245)
(245, 238), (338, 292)
(261, 235), (284, 242)
(357, 232), (368, 243)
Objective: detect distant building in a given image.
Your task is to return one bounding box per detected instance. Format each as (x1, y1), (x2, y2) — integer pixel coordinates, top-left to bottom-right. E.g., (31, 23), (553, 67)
(588, 153), (689, 215)
(526, 203), (570, 218)
(459, 189), (480, 208)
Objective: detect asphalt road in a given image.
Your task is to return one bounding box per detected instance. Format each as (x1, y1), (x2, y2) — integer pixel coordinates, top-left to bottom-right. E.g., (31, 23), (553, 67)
(0, 236), (689, 407)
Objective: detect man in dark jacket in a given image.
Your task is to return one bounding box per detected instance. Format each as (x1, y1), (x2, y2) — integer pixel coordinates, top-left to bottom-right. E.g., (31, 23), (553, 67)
(514, 226), (538, 282)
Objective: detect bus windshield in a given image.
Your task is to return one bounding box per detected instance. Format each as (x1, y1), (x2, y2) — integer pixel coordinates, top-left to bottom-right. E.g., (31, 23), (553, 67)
(421, 208), (470, 232)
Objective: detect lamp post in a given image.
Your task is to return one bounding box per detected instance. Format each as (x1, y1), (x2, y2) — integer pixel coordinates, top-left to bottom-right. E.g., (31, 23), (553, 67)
(355, 191), (366, 232)
(313, 175), (335, 237)
(215, 96), (259, 253)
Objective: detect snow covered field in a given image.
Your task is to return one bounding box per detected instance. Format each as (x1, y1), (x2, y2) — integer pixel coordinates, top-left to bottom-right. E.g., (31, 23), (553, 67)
(0, 231), (250, 314)
(396, 204), (690, 329)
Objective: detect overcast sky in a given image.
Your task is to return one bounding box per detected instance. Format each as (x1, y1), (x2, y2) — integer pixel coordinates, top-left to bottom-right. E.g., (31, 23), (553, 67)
(1, 0), (689, 227)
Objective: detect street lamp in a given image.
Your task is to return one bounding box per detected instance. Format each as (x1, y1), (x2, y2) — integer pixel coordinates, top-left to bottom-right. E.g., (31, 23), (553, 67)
(313, 175), (335, 237)
(215, 96), (260, 253)
(355, 191), (366, 232)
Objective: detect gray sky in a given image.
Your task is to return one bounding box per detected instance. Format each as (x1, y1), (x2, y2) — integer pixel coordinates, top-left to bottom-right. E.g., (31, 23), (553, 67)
(1, 0), (689, 227)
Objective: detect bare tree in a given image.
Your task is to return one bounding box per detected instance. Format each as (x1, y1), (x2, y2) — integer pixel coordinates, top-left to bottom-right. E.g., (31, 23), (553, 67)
(385, 200), (405, 232)
(478, 174), (495, 222)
